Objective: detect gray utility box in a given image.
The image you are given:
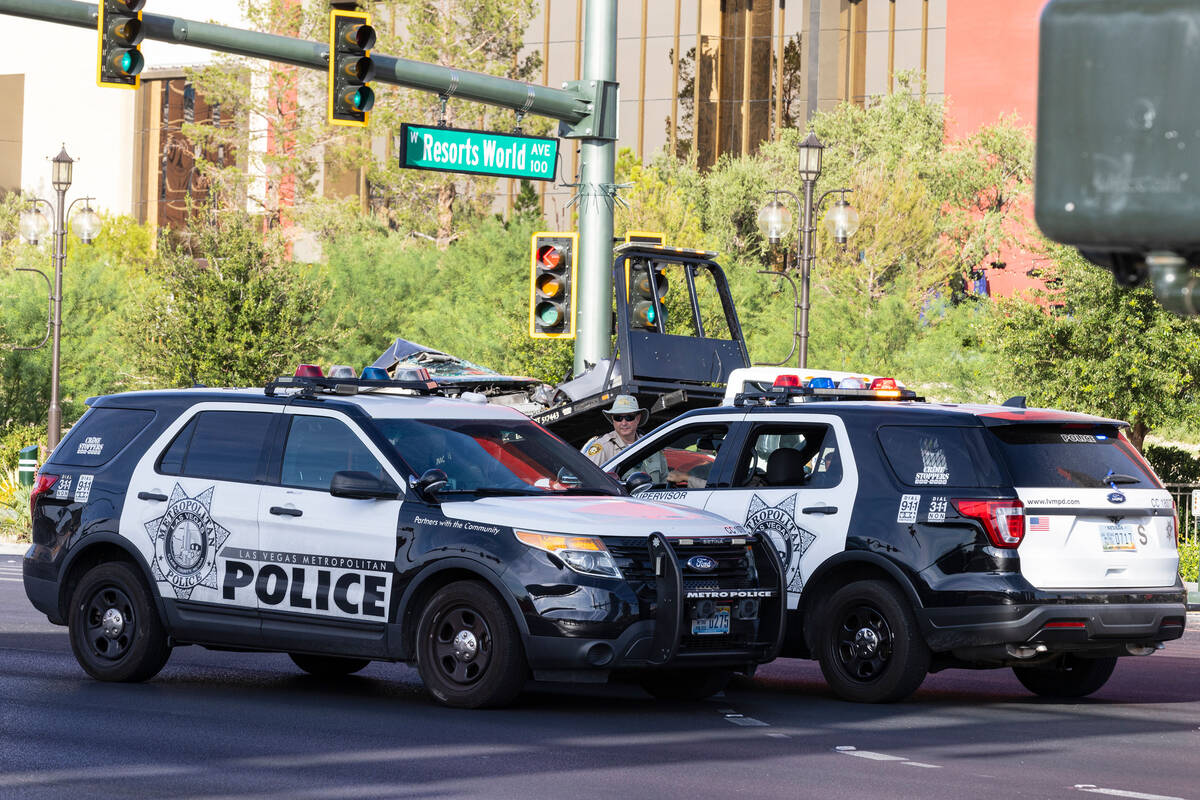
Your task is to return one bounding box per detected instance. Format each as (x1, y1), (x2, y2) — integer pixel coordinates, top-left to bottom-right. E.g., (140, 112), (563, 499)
(1036, 0), (1200, 254)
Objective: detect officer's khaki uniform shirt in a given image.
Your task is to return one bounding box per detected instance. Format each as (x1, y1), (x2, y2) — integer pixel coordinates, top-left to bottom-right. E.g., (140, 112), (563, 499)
(582, 431), (668, 484)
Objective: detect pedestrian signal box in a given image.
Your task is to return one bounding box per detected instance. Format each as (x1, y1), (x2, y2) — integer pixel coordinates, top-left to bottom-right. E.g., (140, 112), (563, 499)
(328, 10), (376, 127)
(530, 232), (578, 339)
(97, 0), (145, 89)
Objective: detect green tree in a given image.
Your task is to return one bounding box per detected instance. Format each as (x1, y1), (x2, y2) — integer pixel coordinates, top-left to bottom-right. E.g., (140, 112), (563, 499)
(989, 242), (1200, 448)
(127, 212), (332, 387)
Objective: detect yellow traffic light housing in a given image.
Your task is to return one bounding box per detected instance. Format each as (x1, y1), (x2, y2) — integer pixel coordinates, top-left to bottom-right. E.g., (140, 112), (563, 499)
(530, 232), (578, 339)
(97, 0), (145, 89)
(328, 10), (376, 127)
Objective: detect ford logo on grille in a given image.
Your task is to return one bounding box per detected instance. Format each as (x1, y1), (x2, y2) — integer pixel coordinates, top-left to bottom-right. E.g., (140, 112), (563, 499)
(1107, 491), (1127, 504)
(686, 555), (718, 572)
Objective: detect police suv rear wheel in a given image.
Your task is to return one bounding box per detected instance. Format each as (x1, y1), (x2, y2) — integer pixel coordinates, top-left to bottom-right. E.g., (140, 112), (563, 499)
(289, 653), (371, 677)
(416, 581), (527, 708)
(68, 562), (171, 683)
(638, 668), (732, 700)
(1012, 655), (1117, 698)
(817, 580), (929, 703)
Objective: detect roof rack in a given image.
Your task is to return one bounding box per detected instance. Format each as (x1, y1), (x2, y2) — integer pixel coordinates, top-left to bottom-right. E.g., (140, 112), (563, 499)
(264, 374), (440, 398)
(733, 385), (924, 407)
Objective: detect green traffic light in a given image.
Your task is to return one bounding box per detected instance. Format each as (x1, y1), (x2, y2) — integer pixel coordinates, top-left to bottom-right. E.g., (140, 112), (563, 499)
(120, 51), (133, 72)
(354, 86), (375, 112)
(536, 303), (562, 327)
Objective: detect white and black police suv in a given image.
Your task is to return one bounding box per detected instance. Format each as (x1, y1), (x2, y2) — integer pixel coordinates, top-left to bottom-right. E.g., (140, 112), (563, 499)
(604, 367), (1187, 703)
(22, 368), (786, 708)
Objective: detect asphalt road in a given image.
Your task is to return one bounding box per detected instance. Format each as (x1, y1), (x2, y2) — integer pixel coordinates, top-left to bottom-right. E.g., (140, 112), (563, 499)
(2, 550), (1198, 800)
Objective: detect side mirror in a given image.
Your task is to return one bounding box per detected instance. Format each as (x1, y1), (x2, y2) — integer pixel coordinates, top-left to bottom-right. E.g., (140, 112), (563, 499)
(624, 471), (653, 496)
(330, 470), (400, 500)
(412, 468), (449, 503)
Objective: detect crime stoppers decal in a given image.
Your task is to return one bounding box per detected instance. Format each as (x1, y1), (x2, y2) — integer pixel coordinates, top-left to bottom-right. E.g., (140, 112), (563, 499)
(145, 484), (231, 600)
(744, 493), (815, 592)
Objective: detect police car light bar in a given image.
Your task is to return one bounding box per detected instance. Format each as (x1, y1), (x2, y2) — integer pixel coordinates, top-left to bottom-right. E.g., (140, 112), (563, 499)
(265, 370), (438, 397)
(732, 383), (922, 407)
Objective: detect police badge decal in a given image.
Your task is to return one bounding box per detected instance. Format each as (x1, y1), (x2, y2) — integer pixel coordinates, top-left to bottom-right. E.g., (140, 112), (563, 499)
(744, 493), (815, 592)
(145, 484), (231, 599)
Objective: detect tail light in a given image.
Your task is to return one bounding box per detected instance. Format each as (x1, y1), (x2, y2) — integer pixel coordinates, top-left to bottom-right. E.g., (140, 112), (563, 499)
(30, 472), (59, 517)
(953, 498), (1025, 548)
(1172, 501), (1180, 548)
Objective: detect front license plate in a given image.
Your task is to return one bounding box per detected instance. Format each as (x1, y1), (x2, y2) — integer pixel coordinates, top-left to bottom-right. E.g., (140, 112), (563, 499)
(691, 607), (731, 636)
(1100, 524), (1136, 552)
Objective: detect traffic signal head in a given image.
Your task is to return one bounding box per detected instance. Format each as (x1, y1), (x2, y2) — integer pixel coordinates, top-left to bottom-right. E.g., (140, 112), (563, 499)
(97, 0), (146, 89)
(628, 262), (668, 331)
(530, 233), (578, 339)
(329, 11), (376, 127)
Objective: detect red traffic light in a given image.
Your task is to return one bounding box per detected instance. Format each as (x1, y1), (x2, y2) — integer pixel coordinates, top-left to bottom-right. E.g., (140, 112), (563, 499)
(537, 245), (563, 269)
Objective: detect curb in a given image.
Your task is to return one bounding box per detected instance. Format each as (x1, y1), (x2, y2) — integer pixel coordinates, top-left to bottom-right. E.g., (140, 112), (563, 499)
(0, 540), (30, 556)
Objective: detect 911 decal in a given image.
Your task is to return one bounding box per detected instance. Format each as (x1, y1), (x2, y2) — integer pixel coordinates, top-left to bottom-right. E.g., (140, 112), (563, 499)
(145, 484), (231, 600)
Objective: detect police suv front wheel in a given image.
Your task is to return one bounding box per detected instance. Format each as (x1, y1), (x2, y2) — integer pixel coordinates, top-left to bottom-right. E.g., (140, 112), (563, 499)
(1012, 655), (1117, 698)
(415, 580), (528, 708)
(68, 562), (171, 683)
(817, 579), (929, 703)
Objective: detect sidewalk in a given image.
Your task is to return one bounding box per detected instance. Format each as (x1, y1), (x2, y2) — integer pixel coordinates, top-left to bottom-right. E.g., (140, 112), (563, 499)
(0, 539), (28, 555)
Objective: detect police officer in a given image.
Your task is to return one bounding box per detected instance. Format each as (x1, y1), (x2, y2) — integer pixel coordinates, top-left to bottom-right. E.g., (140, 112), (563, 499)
(582, 395), (649, 466)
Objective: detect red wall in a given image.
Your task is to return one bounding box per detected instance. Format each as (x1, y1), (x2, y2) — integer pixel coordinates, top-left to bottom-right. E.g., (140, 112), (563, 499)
(945, 0), (1051, 298)
(945, 0), (1048, 140)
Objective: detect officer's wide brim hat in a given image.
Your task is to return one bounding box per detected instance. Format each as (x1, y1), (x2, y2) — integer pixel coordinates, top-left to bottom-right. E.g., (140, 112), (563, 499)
(601, 394), (648, 425)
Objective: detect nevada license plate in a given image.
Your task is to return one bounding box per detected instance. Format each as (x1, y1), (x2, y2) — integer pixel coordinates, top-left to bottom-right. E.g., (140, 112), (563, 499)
(691, 607), (731, 636)
(1100, 524), (1136, 552)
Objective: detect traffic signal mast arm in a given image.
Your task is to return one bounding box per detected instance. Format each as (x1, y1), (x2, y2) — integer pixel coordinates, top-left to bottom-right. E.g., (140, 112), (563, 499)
(0, 0), (593, 128)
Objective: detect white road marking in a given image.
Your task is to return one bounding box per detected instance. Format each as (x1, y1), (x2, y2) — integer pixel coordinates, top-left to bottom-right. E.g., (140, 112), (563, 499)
(902, 762), (942, 769)
(838, 750), (908, 762)
(765, 733), (790, 739)
(1073, 786), (1187, 800)
(724, 715), (768, 727)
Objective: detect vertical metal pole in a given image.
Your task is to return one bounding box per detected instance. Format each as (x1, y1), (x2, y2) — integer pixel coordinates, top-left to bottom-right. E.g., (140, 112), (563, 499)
(670, 0), (680, 156)
(774, 0), (785, 140)
(805, 0), (821, 122)
(541, 0), (551, 214)
(572, 0), (583, 185)
(798, 178), (814, 369)
(740, 0), (753, 155)
(47, 187), (65, 452)
(574, 0), (618, 376)
(638, 0), (648, 159)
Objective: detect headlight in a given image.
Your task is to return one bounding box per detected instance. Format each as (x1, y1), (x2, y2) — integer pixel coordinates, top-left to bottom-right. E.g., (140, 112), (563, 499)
(514, 530), (622, 579)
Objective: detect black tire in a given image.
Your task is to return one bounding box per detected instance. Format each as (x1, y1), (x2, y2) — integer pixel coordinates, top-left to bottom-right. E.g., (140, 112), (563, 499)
(639, 668), (732, 700)
(415, 581), (527, 708)
(1012, 655), (1117, 699)
(816, 579), (929, 703)
(289, 653), (371, 677)
(68, 562), (171, 683)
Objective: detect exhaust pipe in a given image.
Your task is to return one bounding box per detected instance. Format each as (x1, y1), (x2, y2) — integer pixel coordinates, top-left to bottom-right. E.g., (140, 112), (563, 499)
(1006, 643), (1048, 659)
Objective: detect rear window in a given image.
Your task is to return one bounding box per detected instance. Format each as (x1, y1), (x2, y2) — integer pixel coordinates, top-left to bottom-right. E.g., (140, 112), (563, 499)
(55, 407), (155, 468)
(987, 424), (1159, 489)
(878, 425), (1004, 488)
(158, 410), (274, 483)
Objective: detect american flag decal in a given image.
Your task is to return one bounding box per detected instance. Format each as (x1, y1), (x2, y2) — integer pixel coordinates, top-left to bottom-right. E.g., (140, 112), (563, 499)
(1028, 516), (1050, 532)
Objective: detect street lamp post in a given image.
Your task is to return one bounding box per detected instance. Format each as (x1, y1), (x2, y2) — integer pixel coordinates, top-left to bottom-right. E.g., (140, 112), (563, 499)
(757, 131), (860, 369)
(17, 146), (101, 452)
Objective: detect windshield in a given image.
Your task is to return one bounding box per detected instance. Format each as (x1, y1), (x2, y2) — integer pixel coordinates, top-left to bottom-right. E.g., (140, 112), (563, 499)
(374, 418), (620, 495)
(987, 424), (1160, 489)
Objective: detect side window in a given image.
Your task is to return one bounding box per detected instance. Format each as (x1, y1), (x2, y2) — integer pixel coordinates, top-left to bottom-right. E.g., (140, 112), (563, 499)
(281, 415), (383, 492)
(158, 410), (274, 483)
(613, 423), (729, 489)
(55, 407), (156, 468)
(878, 425), (1003, 488)
(733, 424), (841, 488)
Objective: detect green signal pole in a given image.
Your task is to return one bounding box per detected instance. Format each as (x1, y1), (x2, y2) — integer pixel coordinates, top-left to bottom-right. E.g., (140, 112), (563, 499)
(0, 0), (620, 379)
(573, 0), (617, 376)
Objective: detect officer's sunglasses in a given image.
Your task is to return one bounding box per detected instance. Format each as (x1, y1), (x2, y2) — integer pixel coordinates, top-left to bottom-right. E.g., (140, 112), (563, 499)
(611, 414), (639, 422)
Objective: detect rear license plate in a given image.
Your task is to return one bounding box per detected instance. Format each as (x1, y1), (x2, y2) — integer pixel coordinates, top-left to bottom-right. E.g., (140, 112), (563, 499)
(1100, 524), (1136, 552)
(691, 606), (731, 636)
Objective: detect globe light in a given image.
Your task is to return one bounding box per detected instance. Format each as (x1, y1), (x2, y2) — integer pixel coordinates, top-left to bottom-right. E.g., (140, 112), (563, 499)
(71, 207), (102, 244)
(756, 200), (793, 245)
(19, 209), (50, 245)
(823, 199), (860, 245)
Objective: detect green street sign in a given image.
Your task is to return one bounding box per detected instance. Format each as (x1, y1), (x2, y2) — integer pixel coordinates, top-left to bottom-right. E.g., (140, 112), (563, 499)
(398, 123), (559, 182)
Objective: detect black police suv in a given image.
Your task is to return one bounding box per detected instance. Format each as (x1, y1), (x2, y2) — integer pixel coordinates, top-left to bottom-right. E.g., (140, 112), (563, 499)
(22, 373), (785, 708)
(604, 368), (1188, 703)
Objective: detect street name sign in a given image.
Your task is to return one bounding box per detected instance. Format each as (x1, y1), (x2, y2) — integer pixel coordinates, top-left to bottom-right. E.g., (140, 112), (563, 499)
(398, 123), (558, 181)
